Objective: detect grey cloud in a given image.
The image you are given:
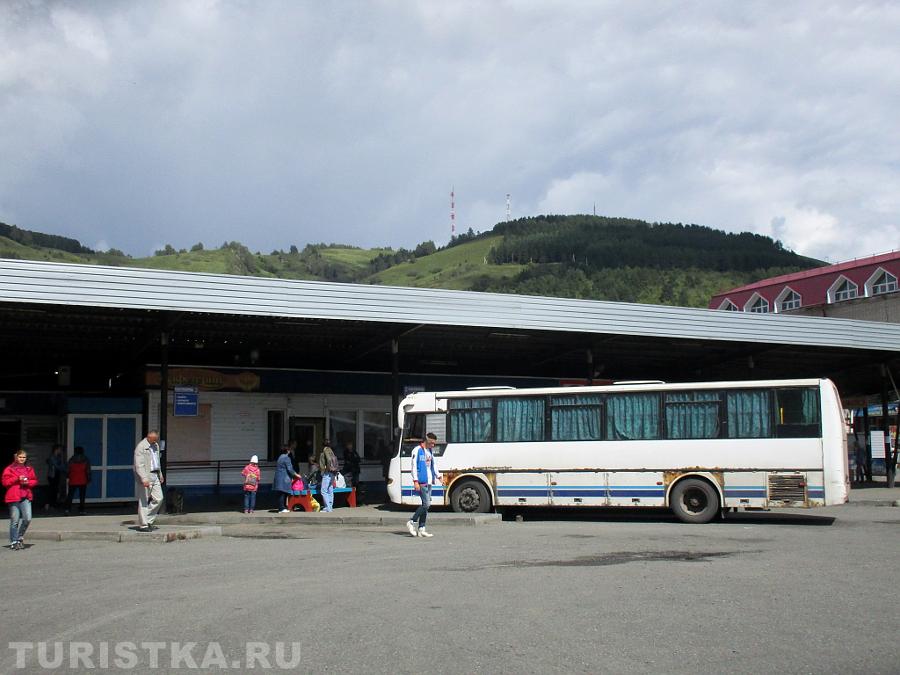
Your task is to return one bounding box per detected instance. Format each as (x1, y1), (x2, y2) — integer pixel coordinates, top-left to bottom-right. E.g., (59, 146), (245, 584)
(1, 0), (897, 261)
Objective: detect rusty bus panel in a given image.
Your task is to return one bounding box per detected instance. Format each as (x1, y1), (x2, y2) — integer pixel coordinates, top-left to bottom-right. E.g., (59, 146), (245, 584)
(663, 470), (724, 488)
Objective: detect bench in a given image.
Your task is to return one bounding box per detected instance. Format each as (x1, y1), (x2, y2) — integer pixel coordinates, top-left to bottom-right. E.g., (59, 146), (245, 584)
(286, 487), (357, 511)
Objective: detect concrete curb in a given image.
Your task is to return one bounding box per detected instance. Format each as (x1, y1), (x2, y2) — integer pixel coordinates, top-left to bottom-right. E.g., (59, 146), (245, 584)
(156, 512), (502, 528)
(26, 526), (223, 543)
(844, 500), (900, 507)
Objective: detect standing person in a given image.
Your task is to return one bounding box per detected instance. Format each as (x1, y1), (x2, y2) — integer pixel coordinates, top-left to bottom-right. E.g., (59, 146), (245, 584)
(242, 454), (261, 514)
(273, 445), (301, 513)
(319, 441), (339, 512)
(45, 444), (67, 511)
(3, 450), (37, 550)
(854, 433), (867, 483)
(343, 441), (361, 487)
(65, 446), (91, 515)
(133, 431), (164, 533)
(288, 439), (300, 474)
(406, 433), (441, 538)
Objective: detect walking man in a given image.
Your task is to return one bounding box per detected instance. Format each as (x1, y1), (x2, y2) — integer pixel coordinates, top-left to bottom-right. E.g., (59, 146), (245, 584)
(134, 430), (164, 533)
(406, 432), (441, 538)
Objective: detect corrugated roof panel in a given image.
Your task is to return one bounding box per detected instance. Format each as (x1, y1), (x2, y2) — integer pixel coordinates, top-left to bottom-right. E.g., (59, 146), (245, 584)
(1, 258), (898, 351)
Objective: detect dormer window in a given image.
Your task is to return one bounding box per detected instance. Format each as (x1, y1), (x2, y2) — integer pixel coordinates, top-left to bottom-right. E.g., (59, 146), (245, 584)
(870, 270), (897, 295)
(746, 295), (769, 313)
(718, 299), (739, 311)
(776, 288), (801, 312)
(833, 279), (858, 302)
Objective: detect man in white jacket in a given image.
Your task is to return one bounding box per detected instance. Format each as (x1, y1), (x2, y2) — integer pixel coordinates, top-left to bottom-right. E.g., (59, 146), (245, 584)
(406, 433), (441, 538)
(133, 430), (164, 533)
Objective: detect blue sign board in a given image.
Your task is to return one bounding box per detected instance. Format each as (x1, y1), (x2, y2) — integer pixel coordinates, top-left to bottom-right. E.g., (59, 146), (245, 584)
(173, 387), (199, 417)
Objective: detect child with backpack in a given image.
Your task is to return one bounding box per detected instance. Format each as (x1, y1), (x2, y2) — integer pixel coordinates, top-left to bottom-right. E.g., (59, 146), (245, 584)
(242, 454), (261, 514)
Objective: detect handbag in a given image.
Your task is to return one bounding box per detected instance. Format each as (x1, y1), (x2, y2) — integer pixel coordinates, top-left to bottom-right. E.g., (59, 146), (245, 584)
(335, 473), (347, 489)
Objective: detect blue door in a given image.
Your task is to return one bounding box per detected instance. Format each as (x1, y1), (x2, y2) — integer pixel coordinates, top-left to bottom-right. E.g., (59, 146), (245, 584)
(69, 415), (141, 502)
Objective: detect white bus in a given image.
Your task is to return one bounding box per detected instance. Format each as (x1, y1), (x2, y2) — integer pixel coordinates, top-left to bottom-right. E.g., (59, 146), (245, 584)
(387, 378), (849, 523)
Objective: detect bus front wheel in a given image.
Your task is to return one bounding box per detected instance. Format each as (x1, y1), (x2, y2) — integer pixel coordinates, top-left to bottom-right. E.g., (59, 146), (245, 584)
(451, 479), (491, 514)
(670, 478), (719, 524)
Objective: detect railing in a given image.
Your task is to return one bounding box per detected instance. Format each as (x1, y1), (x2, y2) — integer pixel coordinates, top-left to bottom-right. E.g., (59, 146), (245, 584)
(165, 459), (385, 492)
(166, 459), (278, 492)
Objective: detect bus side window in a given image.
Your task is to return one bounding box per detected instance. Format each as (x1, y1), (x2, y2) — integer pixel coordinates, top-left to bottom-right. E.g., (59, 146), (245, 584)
(665, 391), (721, 439)
(775, 388), (821, 438)
(726, 390), (773, 438)
(606, 393), (660, 440)
(426, 413), (448, 456)
(448, 398), (493, 443)
(401, 413), (448, 456)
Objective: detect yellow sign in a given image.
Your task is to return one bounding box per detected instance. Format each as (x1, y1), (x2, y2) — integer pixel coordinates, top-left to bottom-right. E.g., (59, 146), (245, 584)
(145, 368), (261, 392)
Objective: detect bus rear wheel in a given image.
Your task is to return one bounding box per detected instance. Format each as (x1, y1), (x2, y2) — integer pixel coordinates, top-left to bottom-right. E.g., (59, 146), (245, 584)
(451, 479), (491, 513)
(670, 478), (719, 524)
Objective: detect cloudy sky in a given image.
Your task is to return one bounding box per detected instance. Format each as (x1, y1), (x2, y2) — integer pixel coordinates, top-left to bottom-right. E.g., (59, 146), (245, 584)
(1, 1), (898, 261)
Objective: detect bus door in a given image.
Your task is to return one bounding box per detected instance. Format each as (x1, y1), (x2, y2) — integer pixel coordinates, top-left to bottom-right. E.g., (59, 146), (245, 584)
(549, 471), (608, 506)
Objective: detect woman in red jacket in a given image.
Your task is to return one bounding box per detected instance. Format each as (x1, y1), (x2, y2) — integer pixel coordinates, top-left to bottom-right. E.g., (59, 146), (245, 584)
(65, 446), (91, 515)
(2, 449), (38, 550)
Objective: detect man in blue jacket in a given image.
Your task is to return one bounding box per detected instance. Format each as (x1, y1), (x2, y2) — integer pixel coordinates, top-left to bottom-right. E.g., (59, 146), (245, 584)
(406, 433), (442, 538)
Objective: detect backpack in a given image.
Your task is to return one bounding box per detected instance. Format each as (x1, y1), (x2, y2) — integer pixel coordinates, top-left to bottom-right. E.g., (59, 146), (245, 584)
(244, 470), (259, 488)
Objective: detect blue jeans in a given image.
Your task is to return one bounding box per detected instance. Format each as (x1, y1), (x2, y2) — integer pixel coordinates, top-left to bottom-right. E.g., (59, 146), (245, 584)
(411, 484), (432, 528)
(321, 472), (335, 512)
(9, 499), (32, 544)
(243, 490), (257, 512)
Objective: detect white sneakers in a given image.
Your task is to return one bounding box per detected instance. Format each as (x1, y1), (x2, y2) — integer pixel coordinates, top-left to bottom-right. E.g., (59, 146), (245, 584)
(278, 509), (290, 513)
(406, 521), (434, 537)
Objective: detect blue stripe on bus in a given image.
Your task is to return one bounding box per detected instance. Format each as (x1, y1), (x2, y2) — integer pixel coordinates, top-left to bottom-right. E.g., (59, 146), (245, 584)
(608, 489), (665, 497)
(724, 490), (766, 498)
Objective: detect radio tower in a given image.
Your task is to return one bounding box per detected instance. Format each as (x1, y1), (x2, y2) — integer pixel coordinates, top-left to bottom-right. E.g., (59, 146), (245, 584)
(506, 193), (511, 221)
(450, 186), (456, 236)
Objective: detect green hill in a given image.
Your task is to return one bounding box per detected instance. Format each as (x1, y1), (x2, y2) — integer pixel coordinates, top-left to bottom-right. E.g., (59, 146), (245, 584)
(0, 216), (824, 307)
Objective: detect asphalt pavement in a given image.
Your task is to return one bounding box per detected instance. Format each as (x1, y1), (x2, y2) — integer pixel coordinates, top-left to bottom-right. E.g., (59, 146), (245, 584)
(4, 500), (899, 674)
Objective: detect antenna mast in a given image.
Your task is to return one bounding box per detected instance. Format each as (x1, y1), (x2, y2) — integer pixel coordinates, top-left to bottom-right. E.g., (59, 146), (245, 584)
(506, 193), (511, 221)
(450, 186), (456, 236)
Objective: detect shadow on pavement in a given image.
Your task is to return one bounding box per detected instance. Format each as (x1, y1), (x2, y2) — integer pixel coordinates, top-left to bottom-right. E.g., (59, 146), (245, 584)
(497, 506), (836, 526)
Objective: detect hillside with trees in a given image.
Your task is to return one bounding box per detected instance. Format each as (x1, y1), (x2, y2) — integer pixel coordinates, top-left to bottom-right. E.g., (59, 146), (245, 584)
(0, 215), (824, 307)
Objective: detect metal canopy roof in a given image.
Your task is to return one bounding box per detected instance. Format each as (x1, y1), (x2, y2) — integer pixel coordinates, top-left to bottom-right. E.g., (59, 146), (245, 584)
(1, 258), (898, 396)
(2, 258), (899, 350)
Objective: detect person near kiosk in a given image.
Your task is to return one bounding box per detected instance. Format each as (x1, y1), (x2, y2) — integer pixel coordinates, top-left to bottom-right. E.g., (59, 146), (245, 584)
(65, 446), (91, 515)
(133, 431), (164, 532)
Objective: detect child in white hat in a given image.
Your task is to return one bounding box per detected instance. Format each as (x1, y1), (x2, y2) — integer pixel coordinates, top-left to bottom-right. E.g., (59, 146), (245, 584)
(242, 454), (261, 513)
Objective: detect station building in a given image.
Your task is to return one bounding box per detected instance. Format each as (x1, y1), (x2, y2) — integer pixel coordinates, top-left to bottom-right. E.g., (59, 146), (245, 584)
(2, 258), (899, 503)
(709, 250), (900, 321)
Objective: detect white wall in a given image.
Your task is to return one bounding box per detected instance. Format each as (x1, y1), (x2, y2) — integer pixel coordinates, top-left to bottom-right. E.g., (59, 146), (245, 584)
(147, 390), (391, 463)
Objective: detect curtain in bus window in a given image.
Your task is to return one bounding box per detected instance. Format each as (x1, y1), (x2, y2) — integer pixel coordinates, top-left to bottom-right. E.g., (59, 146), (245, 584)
(449, 399), (492, 443)
(665, 392), (720, 439)
(496, 398), (544, 442)
(550, 395), (601, 441)
(727, 391), (772, 438)
(606, 393), (660, 440)
(801, 389), (819, 424)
